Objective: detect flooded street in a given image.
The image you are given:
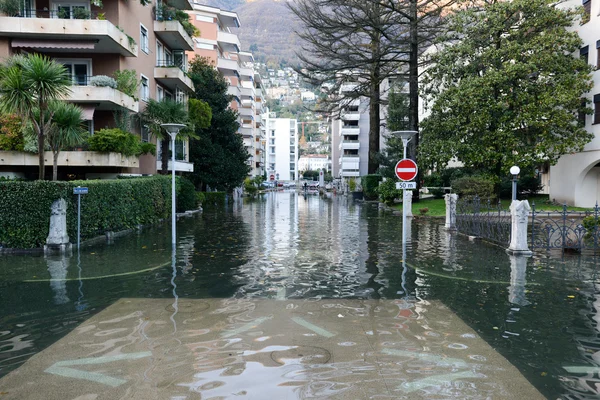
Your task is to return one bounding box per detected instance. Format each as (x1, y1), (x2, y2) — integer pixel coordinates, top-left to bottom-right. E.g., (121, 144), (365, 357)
(1, 192), (599, 398)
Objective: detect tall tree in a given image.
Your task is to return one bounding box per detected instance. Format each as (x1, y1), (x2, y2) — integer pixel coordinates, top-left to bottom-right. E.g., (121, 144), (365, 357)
(289, 0), (455, 176)
(187, 57), (250, 192)
(46, 101), (87, 181)
(140, 98), (206, 174)
(0, 54), (72, 180)
(420, 0), (593, 175)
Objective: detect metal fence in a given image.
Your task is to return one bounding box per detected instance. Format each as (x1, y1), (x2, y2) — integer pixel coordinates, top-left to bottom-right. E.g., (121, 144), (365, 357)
(530, 203), (600, 252)
(456, 196), (511, 245)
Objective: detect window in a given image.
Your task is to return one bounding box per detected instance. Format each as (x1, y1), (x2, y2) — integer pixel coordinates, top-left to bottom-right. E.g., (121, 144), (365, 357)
(597, 40), (600, 68)
(581, 46), (589, 64)
(583, 0), (591, 23)
(141, 75), (149, 101)
(54, 2), (90, 19)
(594, 94), (600, 125)
(157, 85), (164, 101)
(58, 59), (91, 85)
(140, 25), (149, 53)
(141, 125), (150, 143)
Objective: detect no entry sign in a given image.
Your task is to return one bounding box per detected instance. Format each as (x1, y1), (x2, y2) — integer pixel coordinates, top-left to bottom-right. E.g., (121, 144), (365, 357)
(395, 159), (418, 182)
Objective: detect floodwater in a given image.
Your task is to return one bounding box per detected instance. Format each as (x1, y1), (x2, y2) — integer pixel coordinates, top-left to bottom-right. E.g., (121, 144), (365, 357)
(0, 191), (598, 399)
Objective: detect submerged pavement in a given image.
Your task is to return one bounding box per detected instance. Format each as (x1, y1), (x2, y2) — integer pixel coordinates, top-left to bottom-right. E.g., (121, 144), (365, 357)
(0, 298), (544, 399)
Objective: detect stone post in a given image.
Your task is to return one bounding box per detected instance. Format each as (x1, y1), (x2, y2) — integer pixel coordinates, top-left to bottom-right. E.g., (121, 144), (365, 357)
(507, 200), (532, 255)
(444, 194), (458, 230)
(403, 190), (413, 217)
(45, 198), (71, 255)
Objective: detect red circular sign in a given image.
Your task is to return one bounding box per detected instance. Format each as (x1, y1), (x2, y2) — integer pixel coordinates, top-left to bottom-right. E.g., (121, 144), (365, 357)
(395, 159), (418, 181)
(270, 174), (275, 181)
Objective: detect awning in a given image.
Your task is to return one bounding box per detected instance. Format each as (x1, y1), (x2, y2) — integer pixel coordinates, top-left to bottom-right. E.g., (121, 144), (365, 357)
(80, 105), (95, 121)
(11, 39), (96, 50)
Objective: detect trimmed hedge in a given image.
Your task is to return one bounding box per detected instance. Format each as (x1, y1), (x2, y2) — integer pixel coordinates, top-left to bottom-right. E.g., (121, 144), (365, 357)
(0, 176), (172, 249)
(176, 176), (197, 212)
(361, 174), (382, 201)
(451, 176), (495, 199)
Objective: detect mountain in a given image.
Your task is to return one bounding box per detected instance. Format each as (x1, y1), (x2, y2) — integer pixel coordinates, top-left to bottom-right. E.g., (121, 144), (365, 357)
(202, 0), (303, 66)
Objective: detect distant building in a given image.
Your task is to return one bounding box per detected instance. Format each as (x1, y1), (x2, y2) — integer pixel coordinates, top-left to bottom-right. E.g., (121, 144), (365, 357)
(301, 91), (316, 102)
(262, 111), (298, 181)
(298, 155), (329, 172)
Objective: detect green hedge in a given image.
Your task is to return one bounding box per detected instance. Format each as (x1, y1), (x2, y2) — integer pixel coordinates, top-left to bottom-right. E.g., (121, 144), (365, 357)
(203, 192), (226, 206)
(451, 176), (495, 200)
(0, 176), (172, 249)
(361, 174), (382, 201)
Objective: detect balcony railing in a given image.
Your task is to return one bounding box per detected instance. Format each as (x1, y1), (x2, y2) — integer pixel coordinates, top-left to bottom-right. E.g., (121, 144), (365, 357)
(11, 8), (100, 19)
(156, 60), (186, 73)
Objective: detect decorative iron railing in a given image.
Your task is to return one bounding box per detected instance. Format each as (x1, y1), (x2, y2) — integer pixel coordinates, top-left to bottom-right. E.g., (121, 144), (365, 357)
(530, 203), (600, 252)
(455, 196), (511, 245)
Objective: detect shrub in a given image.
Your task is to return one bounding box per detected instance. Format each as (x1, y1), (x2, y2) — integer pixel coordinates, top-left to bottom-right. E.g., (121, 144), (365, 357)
(88, 128), (141, 157)
(176, 176), (197, 212)
(348, 178), (357, 192)
(423, 173), (443, 187)
(361, 174), (382, 200)
(0, 177), (171, 249)
(376, 178), (401, 205)
(429, 188), (446, 199)
(203, 192), (226, 206)
(114, 70), (139, 99)
(419, 208), (429, 215)
(451, 176), (495, 199)
(0, 114), (24, 151)
(244, 177), (258, 197)
(89, 75), (117, 88)
(138, 142), (156, 156)
(196, 191), (205, 206)
(498, 173), (544, 199)
(0, 0), (21, 16)
(72, 7), (90, 19)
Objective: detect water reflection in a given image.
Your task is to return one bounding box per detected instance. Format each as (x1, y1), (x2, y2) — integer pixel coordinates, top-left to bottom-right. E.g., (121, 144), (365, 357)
(45, 255), (70, 305)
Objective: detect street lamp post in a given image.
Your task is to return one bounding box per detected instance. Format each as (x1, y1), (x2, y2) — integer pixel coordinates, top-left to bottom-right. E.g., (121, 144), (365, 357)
(161, 123), (186, 246)
(510, 165), (520, 201)
(390, 130), (418, 250)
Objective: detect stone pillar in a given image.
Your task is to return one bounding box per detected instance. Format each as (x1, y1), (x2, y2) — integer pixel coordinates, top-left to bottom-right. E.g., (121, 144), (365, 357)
(45, 198), (71, 255)
(507, 200), (532, 255)
(445, 194), (458, 231)
(508, 254), (530, 306)
(403, 190), (413, 217)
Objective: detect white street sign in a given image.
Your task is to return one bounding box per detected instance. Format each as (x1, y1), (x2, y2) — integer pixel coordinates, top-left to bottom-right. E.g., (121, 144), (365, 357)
(396, 181), (417, 190)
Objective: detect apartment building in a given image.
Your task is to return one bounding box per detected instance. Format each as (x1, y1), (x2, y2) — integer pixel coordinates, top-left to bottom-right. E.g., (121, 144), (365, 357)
(331, 84), (369, 178)
(548, 0), (600, 206)
(298, 154), (329, 173)
(262, 111), (298, 182)
(187, 3), (265, 178)
(0, 0), (196, 179)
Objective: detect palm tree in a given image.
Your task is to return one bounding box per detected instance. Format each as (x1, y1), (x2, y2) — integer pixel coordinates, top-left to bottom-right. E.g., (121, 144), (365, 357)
(140, 98), (191, 174)
(46, 101), (87, 181)
(0, 54), (72, 180)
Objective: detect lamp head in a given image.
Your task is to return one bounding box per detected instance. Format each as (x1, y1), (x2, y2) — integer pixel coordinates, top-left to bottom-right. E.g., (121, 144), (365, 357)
(510, 166), (520, 176)
(161, 123), (186, 139)
(390, 130), (418, 142)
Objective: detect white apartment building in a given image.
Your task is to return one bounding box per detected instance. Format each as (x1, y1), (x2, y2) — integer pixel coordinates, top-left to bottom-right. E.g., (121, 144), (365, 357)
(549, 0), (600, 206)
(188, 4), (264, 178)
(262, 112), (298, 182)
(298, 155), (329, 172)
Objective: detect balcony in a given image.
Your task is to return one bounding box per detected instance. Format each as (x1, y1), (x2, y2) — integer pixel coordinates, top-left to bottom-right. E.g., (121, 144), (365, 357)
(342, 113), (360, 121)
(216, 30), (240, 53)
(227, 86), (240, 99)
(240, 87), (254, 99)
(0, 15), (137, 57)
(341, 170), (360, 177)
(153, 20), (194, 51)
(243, 137), (253, 147)
(217, 58), (239, 76)
(0, 151), (139, 168)
(238, 107), (254, 118)
(341, 127), (360, 135)
(67, 79), (139, 112)
(239, 127), (253, 137)
(154, 62), (194, 92)
(239, 67), (254, 79)
(340, 140), (360, 151)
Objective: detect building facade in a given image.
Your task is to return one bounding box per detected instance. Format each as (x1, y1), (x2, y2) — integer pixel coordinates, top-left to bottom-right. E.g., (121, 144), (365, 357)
(548, 0), (600, 206)
(188, 4), (265, 179)
(0, 0), (196, 179)
(262, 112), (298, 182)
(298, 154), (329, 173)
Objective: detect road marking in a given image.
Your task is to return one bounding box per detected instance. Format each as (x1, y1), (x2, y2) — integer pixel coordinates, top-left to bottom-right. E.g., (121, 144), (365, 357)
(398, 370), (481, 393)
(382, 349), (468, 367)
(291, 317), (336, 338)
(45, 352), (152, 387)
(221, 316), (271, 338)
(564, 366), (600, 374)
